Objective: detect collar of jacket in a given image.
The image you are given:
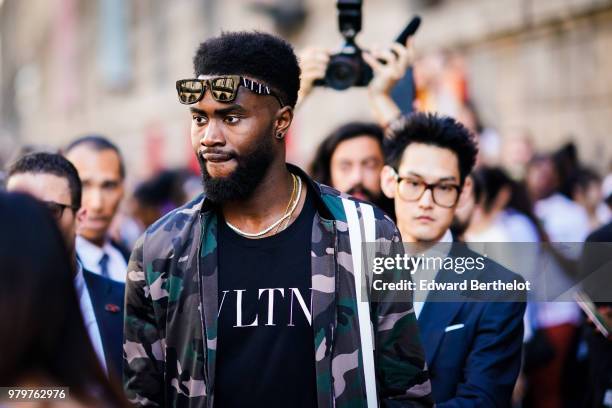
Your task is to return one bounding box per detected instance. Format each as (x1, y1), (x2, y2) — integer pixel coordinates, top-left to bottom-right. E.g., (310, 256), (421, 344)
(195, 163), (347, 408)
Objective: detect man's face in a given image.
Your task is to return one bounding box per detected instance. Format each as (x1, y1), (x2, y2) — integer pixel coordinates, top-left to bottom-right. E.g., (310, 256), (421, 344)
(330, 135), (384, 202)
(65, 146), (124, 245)
(382, 143), (462, 242)
(189, 78), (286, 203)
(6, 172), (79, 251)
(525, 159), (557, 201)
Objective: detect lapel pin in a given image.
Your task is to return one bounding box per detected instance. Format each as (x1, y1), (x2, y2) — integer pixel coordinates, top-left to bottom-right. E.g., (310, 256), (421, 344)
(105, 303), (121, 313)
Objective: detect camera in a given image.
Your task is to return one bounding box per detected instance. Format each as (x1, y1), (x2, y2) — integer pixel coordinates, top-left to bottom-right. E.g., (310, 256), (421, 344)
(315, 1), (421, 91)
(315, 0), (371, 90)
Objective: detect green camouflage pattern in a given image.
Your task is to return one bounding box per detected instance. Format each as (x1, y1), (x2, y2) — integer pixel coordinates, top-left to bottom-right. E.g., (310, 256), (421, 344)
(124, 165), (432, 407)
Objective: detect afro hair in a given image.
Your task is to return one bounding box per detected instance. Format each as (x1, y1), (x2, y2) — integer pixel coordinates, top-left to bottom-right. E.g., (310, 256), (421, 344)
(193, 31), (301, 108)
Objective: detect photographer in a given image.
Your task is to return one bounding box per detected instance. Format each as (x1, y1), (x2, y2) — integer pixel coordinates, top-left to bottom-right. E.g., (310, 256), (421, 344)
(297, 39), (414, 127)
(300, 33), (414, 218)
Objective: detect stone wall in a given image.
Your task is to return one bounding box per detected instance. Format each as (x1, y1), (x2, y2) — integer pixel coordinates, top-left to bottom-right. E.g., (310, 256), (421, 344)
(1, 0), (610, 177)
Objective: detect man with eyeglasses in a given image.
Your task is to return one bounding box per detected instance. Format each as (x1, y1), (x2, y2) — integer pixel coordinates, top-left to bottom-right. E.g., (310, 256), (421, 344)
(5, 152), (125, 383)
(379, 113), (526, 407)
(124, 31), (433, 408)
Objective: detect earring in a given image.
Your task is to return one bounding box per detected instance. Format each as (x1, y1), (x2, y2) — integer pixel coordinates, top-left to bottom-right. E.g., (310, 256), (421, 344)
(276, 132), (285, 139)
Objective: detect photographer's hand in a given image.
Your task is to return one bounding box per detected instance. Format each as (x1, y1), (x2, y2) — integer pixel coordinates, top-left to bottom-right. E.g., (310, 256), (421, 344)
(364, 39), (415, 128)
(296, 47), (330, 109)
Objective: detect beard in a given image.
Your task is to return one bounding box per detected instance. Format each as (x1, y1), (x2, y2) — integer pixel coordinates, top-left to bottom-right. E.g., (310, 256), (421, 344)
(199, 133), (275, 204)
(346, 183), (379, 203)
(346, 183), (396, 222)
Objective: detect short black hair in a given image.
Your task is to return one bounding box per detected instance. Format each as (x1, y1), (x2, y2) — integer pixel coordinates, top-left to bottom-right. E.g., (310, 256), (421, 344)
(193, 31), (301, 108)
(472, 166), (513, 212)
(64, 135), (125, 179)
(310, 122), (384, 186)
(7, 152), (82, 209)
(384, 112), (478, 185)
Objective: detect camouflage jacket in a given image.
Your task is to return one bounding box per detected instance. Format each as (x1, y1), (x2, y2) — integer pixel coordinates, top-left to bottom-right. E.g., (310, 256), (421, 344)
(124, 165), (433, 408)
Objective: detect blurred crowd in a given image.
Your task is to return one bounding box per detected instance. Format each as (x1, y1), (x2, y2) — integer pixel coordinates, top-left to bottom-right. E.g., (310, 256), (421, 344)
(0, 28), (611, 408)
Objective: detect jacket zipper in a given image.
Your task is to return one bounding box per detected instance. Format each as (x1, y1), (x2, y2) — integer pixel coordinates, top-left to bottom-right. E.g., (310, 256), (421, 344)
(195, 211), (212, 408)
(331, 219), (338, 408)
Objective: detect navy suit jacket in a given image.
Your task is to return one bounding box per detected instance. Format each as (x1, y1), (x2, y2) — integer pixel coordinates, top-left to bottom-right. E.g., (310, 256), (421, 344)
(83, 270), (125, 383)
(417, 246), (526, 407)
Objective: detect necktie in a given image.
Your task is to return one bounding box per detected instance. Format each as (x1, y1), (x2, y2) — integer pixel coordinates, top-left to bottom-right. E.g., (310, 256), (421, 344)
(99, 252), (110, 279)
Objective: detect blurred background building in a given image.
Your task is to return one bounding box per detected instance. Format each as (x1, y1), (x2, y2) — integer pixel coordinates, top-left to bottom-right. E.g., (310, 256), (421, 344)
(1, 0), (611, 183)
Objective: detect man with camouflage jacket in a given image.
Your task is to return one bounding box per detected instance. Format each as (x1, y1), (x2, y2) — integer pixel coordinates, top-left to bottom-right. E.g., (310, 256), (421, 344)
(124, 31), (432, 408)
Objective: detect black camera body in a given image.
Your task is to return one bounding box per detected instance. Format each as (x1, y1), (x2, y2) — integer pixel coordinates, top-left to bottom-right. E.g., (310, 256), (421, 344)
(315, 1), (421, 91)
(323, 38), (373, 90)
(315, 0), (371, 90)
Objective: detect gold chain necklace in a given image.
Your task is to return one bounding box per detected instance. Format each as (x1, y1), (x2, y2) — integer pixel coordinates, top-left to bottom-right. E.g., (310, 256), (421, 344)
(225, 174), (302, 238)
(274, 174), (300, 234)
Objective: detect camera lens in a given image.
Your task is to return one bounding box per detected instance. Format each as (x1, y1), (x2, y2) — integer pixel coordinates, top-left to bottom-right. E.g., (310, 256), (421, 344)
(325, 55), (360, 90)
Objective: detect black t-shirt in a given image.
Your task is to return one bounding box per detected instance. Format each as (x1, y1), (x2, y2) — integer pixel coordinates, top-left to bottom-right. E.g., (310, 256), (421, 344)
(215, 189), (318, 408)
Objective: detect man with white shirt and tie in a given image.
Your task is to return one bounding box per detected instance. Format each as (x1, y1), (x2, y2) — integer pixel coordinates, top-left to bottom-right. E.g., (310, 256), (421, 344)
(6, 152), (125, 383)
(378, 113), (526, 407)
(65, 135), (130, 282)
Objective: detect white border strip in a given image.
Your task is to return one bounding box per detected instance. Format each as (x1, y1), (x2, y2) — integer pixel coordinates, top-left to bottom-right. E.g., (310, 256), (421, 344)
(342, 199), (378, 407)
(360, 203), (376, 243)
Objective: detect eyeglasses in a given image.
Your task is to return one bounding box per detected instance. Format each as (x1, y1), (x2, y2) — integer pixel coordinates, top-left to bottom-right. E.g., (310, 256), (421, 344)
(43, 201), (78, 221)
(176, 75), (284, 107)
(391, 168), (461, 208)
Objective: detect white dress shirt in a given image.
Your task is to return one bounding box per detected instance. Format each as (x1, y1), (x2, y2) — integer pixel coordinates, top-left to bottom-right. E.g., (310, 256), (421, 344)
(413, 229), (453, 319)
(74, 262), (108, 373)
(533, 193), (586, 328)
(76, 235), (127, 282)
(535, 193), (590, 242)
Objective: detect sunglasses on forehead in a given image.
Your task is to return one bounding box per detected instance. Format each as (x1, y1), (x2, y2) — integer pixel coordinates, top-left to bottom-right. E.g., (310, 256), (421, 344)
(176, 75), (284, 107)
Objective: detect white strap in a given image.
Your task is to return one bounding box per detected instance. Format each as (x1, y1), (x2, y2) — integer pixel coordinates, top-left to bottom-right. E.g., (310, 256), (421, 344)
(360, 203), (376, 243)
(342, 199), (378, 407)
(360, 202), (377, 312)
